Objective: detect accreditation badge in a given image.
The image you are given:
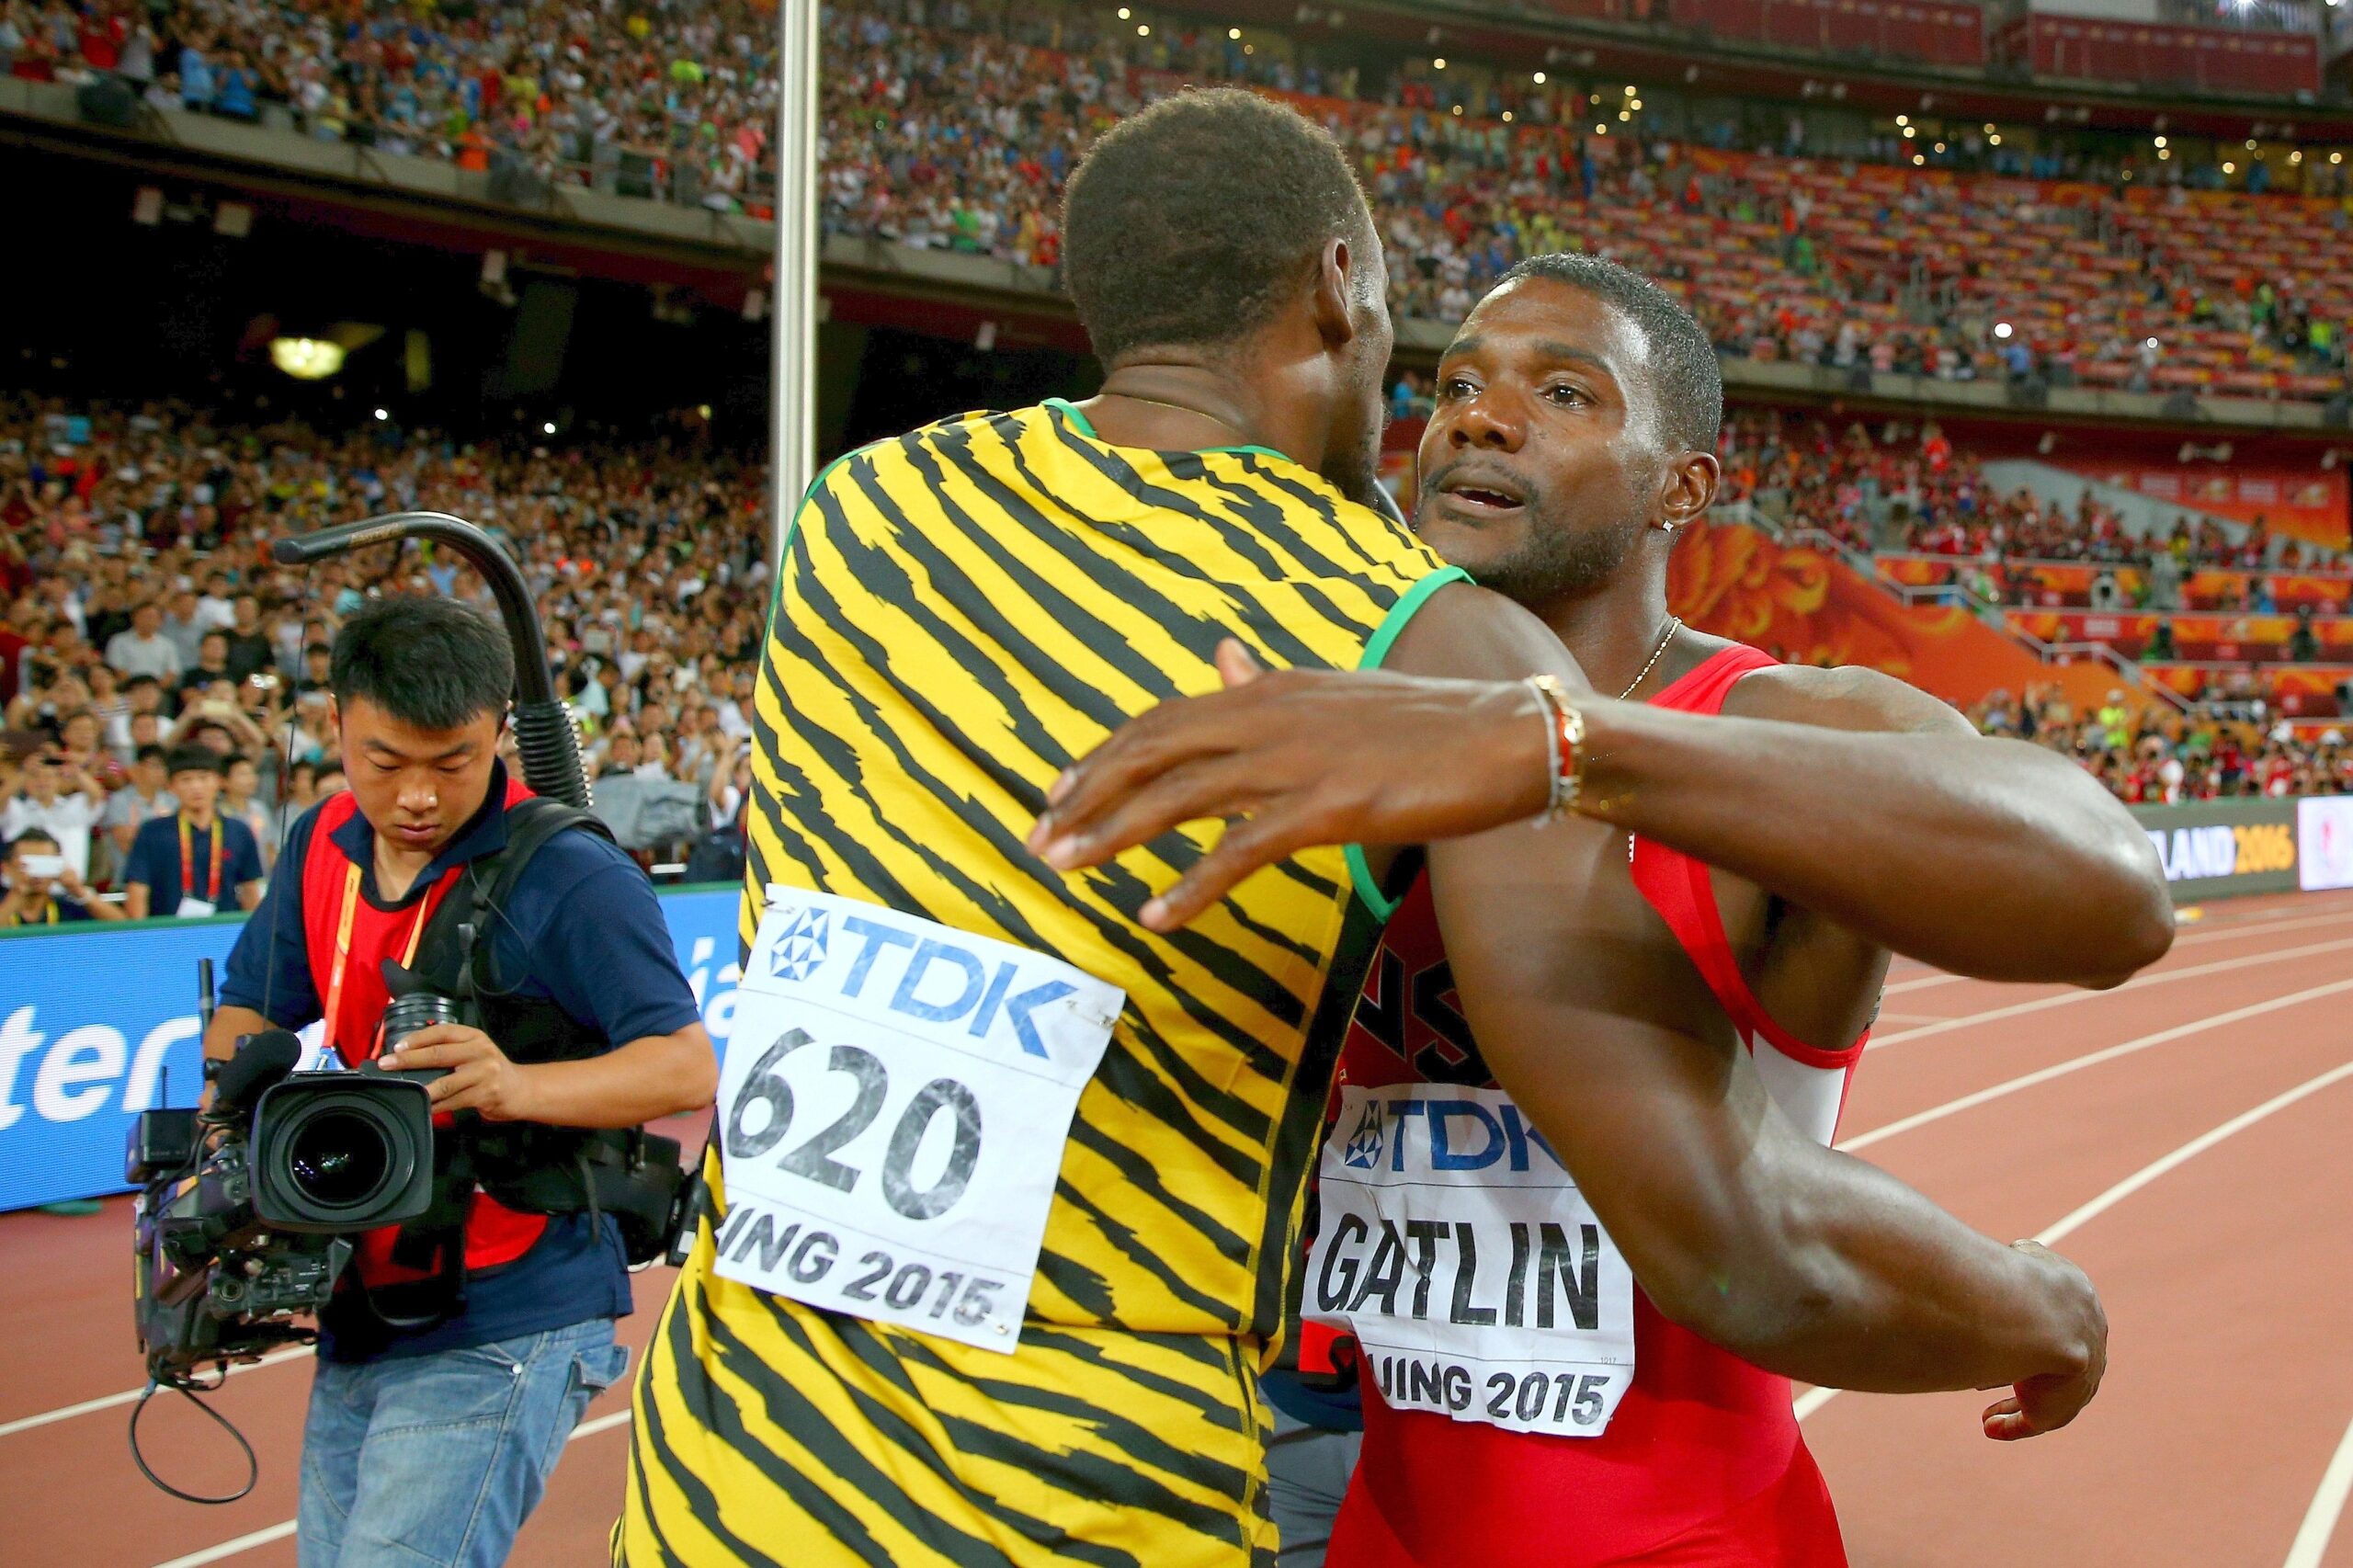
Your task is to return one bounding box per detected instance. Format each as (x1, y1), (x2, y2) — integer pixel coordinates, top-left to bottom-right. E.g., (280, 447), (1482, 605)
(711, 889), (1124, 1353)
(1305, 1083), (1637, 1437)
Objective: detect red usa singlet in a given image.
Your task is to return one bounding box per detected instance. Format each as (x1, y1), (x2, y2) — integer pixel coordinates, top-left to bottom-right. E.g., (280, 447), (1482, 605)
(1316, 645), (1861, 1567)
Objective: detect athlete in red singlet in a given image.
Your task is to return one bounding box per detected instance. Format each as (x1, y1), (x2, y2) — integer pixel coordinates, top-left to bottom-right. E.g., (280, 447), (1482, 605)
(1286, 257), (2160, 1566)
(1321, 644), (1860, 1567)
(1042, 254), (2177, 1568)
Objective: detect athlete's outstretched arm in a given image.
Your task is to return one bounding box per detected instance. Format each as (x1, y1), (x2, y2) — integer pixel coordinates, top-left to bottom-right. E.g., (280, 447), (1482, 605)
(1396, 585), (2104, 1431)
(1569, 664), (2171, 986)
(1035, 610), (2168, 988)
(1426, 827), (2103, 1432)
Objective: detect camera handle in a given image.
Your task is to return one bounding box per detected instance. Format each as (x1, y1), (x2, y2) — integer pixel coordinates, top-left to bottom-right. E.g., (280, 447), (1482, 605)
(273, 511), (590, 811)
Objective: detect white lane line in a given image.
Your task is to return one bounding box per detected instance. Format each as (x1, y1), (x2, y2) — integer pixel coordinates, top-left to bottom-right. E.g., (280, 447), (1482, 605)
(1801, 1059), (2353, 1425)
(1871, 1012), (1956, 1025)
(1868, 936), (2353, 1050)
(2036, 1061), (2353, 1247)
(0, 1348), (313, 1442)
(1841, 979), (2353, 1154)
(2172, 909), (2353, 949)
(153, 1523), (297, 1568)
(2283, 1410), (2353, 1568)
(1878, 906), (2353, 998)
(151, 1403), (635, 1566)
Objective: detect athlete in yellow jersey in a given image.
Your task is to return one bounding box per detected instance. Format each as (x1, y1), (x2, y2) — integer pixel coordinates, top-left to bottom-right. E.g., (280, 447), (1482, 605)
(620, 89), (1471, 1566)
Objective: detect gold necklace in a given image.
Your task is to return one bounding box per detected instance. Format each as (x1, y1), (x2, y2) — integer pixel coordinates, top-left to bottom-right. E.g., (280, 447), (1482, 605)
(1618, 616), (1682, 700)
(1619, 615), (1682, 866)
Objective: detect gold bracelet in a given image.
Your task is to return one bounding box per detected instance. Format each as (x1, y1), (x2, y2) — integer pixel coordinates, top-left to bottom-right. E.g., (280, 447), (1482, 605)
(1524, 675), (1587, 823)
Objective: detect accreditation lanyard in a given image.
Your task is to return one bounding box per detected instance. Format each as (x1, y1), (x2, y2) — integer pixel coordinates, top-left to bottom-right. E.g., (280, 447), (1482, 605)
(321, 860), (442, 1065)
(178, 814), (224, 905)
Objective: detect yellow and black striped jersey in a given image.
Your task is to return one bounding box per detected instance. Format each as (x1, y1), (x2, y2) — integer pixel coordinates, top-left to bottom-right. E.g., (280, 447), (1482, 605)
(621, 400), (1463, 1567)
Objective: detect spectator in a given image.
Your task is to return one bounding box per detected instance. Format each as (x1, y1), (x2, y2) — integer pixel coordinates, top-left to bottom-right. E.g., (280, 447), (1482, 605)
(219, 752), (273, 869)
(122, 744), (265, 918)
(1, 744), (107, 881)
(97, 741), (176, 887)
(2290, 605), (2322, 663)
(2098, 690), (2132, 750)
(194, 572), (235, 633)
(0, 827), (120, 925)
(176, 630), (235, 707)
(160, 588), (206, 669)
(105, 599), (180, 683)
(222, 594), (274, 682)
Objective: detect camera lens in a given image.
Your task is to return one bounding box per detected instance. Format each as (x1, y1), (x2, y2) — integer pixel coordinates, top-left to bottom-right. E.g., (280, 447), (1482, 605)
(287, 1110), (392, 1210)
(380, 994), (460, 1053)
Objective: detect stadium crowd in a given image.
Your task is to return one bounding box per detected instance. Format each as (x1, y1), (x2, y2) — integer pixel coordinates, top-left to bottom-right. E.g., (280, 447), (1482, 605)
(5, 0), (2350, 400)
(0, 396), (769, 916)
(1, 388), (2346, 916)
(1715, 409), (2331, 580)
(1974, 682), (2353, 803)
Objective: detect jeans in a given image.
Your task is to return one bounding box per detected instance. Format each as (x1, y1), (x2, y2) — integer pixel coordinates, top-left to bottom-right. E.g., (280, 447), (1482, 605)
(1265, 1405), (1363, 1568)
(298, 1319), (629, 1568)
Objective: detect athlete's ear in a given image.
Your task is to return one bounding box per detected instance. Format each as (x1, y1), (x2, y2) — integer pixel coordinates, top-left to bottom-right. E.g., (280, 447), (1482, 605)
(1656, 449), (1720, 532)
(1311, 237), (1356, 348)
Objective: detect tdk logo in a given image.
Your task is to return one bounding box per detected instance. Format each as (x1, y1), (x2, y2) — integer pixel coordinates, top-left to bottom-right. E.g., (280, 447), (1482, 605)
(793, 913), (1076, 1060)
(766, 906), (831, 982)
(1342, 1101), (1385, 1169)
(1343, 1094), (1567, 1175)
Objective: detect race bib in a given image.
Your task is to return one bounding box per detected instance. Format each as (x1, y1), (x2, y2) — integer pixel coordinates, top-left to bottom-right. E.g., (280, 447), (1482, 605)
(712, 889), (1123, 1353)
(1306, 1084), (1636, 1437)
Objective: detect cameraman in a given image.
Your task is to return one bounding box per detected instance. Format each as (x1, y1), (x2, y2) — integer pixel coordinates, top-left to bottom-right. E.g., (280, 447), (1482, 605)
(202, 597), (717, 1568)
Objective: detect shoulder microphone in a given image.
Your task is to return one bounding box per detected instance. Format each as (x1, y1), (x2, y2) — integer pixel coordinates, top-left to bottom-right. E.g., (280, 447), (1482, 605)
(208, 1030), (304, 1122)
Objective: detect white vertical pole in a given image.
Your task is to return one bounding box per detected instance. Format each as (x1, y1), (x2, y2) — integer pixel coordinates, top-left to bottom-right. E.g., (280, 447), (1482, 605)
(769, 0), (821, 579)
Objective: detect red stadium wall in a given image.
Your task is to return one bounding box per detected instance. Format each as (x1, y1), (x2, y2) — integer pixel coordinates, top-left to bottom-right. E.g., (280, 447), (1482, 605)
(1668, 520), (2130, 710)
(1995, 14), (2322, 97)
(1667, 0), (1986, 65)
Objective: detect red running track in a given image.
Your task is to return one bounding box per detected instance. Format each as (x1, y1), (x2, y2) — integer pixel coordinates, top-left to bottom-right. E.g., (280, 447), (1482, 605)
(6, 892), (2353, 1566)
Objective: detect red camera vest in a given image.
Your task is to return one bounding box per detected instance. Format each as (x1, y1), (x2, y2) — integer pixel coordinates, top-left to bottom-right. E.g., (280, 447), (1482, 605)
(301, 778), (546, 1284)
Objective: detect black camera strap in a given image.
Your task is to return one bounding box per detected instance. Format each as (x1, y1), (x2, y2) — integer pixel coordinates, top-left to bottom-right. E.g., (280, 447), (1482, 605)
(358, 796), (683, 1331)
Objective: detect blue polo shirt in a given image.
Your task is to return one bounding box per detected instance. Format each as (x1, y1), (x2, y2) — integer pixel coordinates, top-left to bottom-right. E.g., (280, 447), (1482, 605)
(123, 813), (264, 917)
(219, 763), (703, 1361)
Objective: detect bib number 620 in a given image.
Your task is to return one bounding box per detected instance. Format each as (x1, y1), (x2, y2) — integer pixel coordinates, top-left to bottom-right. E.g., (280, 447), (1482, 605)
(725, 1028), (983, 1221)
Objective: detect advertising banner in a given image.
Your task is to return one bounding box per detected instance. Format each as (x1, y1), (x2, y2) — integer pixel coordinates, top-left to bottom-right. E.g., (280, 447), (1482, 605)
(2133, 800), (2301, 904)
(2055, 462), (2347, 551)
(2297, 798), (2353, 893)
(0, 887), (745, 1211)
(1879, 555), (2353, 615)
(2001, 610), (2353, 664)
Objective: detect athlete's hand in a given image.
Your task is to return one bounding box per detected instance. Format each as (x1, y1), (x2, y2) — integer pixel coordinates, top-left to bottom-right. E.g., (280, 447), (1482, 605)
(383, 1025), (542, 1121)
(1982, 1242), (2108, 1440)
(1029, 640), (1554, 930)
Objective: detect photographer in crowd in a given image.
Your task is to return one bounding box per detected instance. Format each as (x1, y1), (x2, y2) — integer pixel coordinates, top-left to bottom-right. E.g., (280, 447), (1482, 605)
(199, 596), (716, 1568)
(0, 826), (122, 925)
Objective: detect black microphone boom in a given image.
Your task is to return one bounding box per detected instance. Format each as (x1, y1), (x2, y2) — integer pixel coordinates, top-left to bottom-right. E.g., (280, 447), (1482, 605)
(271, 511), (590, 808)
(209, 1031), (303, 1122)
